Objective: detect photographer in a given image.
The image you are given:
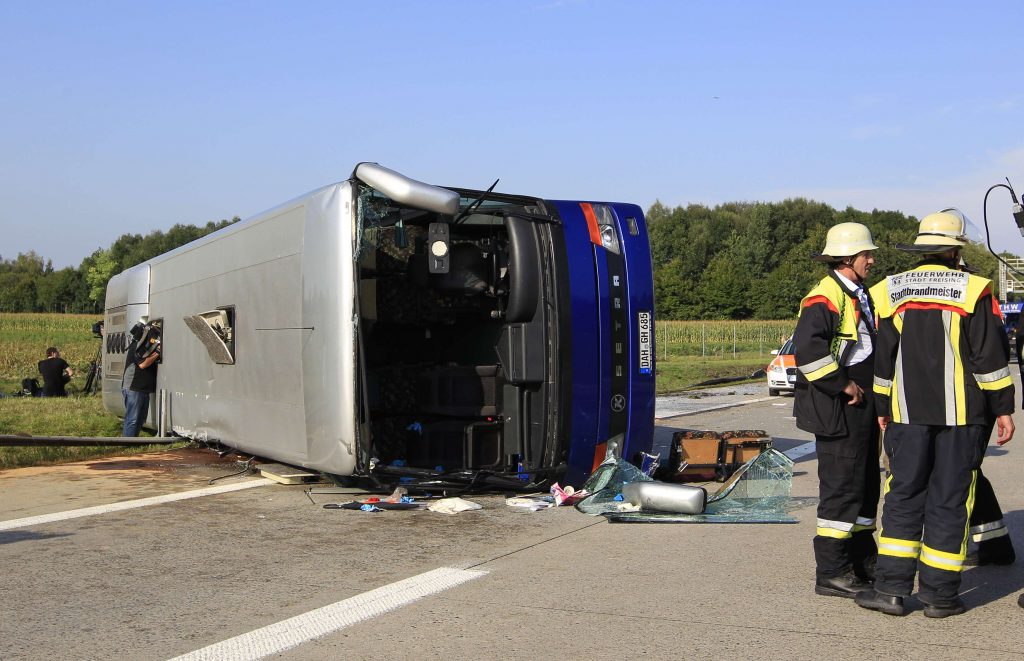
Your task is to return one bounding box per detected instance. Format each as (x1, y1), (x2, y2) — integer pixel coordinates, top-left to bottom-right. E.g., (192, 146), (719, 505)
(38, 347), (74, 397)
(121, 321), (161, 437)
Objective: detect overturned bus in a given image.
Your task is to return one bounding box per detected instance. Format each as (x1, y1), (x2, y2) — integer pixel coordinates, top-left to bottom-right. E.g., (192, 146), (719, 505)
(101, 164), (655, 487)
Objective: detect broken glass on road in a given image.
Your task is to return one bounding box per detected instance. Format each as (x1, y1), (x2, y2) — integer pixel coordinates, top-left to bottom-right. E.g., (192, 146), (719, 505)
(579, 449), (800, 523)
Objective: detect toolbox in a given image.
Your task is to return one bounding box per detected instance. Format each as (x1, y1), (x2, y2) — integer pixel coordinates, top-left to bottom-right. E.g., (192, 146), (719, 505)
(671, 430), (772, 482)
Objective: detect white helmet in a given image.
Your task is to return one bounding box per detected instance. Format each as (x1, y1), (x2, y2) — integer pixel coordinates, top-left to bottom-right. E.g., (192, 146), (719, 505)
(897, 208), (972, 253)
(814, 222), (878, 262)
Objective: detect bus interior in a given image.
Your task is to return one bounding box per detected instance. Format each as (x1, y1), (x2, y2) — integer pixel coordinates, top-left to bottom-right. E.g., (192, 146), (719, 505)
(355, 184), (566, 486)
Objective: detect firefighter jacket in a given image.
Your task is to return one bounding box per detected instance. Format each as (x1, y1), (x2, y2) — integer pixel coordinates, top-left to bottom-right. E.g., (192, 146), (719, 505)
(870, 263), (1014, 425)
(792, 271), (874, 436)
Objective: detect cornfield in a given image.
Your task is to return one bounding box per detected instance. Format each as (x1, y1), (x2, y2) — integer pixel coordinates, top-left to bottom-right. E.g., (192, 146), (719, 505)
(0, 313), (103, 382)
(655, 320), (795, 358)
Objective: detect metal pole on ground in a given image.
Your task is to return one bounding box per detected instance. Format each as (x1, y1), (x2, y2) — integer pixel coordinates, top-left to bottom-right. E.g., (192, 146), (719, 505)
(158, 389), (168, 437)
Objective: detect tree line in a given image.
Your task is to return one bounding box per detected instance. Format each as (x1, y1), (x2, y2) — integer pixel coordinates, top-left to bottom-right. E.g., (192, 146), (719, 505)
(0, 219), (238, 314)
(648, 198), (1004, 320)
(0, 198), (1009, 319)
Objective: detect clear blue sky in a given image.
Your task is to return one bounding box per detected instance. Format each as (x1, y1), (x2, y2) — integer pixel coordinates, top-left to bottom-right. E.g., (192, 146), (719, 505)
(2, 1), (1023, 268)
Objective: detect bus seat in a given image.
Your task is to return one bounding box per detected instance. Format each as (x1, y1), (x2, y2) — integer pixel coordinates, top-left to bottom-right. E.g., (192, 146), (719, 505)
(418, 365), (502, 417)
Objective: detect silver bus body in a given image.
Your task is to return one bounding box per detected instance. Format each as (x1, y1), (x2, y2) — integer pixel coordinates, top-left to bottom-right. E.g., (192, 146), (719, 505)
(103, 164), (656, 485)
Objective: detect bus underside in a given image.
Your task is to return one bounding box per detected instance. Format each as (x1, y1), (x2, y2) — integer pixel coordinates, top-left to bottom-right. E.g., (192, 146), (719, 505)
(355, 187), (568, 487)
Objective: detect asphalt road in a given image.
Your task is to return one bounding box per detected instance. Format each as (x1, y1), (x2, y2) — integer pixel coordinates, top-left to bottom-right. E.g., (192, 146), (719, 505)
(2, 384), (1023, 660)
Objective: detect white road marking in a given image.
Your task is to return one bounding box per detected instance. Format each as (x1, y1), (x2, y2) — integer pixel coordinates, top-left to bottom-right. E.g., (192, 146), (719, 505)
(783, 441), (816, 461)
(0, 478), (273, 531)
(169, 566), (488, 661)
(655, 396), (775, 419)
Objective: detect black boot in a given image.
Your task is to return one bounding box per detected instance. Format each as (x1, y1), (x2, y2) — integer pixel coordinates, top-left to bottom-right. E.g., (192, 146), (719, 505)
(964, 537), (1016, 566)
(854, 554), (877, 582)
(850, 531), (878, 582)
(815, 570), (871, 599)
(855, 588), (906, 616)
(921, 596), (966, 618)
(1018, 593), (1024, 608)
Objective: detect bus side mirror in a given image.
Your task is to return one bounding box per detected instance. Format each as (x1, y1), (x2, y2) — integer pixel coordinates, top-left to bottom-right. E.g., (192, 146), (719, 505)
(504, 215), (540, 323)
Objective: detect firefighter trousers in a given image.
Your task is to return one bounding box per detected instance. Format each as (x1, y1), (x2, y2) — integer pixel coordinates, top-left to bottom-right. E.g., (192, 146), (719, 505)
(875, 423), (987, 602)
(813, 385), (880, 580)
(969, 421), (1012, 552)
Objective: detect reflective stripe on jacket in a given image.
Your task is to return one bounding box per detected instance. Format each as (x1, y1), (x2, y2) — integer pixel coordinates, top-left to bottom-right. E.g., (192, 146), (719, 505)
(792, 272), (874, 436)
(795, 274), (862, 390)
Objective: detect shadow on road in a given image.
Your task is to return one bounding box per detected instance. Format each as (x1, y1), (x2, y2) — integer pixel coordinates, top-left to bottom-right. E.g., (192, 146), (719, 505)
(959, 509), (1024, 608)
(0, 530), (72, 545)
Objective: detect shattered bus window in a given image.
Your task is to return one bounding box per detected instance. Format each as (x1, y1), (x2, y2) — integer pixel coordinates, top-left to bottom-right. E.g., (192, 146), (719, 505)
(598, 449), (800, 523)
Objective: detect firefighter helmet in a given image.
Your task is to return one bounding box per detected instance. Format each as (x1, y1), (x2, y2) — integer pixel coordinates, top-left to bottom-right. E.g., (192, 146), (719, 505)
(896, 208), (971, 253)
(813, 222), (878, 262)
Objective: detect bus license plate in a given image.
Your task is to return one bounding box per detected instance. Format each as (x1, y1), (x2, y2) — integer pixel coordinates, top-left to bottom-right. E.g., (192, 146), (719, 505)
(638, 311), (652, 374)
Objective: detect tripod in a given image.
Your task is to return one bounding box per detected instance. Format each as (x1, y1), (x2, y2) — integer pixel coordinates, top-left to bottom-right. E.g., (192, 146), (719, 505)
(83, 340), (103, 395)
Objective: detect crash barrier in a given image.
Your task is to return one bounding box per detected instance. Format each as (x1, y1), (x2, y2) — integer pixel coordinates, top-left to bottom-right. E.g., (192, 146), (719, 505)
(671, 429), (772, 482)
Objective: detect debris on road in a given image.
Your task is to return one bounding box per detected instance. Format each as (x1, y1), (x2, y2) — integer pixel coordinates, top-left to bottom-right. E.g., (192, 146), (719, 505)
(577, 449), (799, 524)
(427, 497), (482, 514)
(550, 482), (587, 506)
(322, 499), (422, 511)
(672, 429), (772, 482)
(258, 463), (319, 485)
(506, 495), (554, 511)
(622, 481), (706, 514)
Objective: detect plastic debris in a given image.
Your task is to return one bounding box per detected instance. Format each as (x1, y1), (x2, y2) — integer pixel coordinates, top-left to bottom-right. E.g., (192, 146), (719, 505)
(383, 486), (409, 503)
(550, 483), (587, 506)
(323, 491), (425, 511)
(506, 495), (554, 511)
(428, 497), (482, 514)
(638, 452), (661, 477)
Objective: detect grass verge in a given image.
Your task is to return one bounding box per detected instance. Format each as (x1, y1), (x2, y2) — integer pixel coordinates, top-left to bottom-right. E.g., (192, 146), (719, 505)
(0, 389), (174, 470)
(655, 352), (771, 395)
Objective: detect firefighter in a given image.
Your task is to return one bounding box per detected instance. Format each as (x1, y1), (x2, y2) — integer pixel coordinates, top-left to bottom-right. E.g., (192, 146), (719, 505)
(958, 258), (1016, 567)
(856, 210), (1015, 618)
(792, 222), (880, 599)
